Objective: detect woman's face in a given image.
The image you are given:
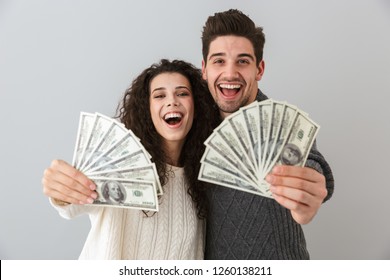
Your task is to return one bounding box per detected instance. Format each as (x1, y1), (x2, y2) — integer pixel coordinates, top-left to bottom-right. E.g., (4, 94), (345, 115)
(149, 72), (194, 147)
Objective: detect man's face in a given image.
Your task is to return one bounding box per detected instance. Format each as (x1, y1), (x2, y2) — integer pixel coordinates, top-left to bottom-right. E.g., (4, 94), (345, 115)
(202, 35), (265, 119)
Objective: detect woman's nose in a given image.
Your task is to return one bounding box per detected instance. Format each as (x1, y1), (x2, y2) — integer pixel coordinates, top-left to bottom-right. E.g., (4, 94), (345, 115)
(167, 96), (179, 107)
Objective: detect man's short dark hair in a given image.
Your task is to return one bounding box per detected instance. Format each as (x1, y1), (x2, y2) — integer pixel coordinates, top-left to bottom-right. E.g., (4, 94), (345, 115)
(201, 9), (266, 65)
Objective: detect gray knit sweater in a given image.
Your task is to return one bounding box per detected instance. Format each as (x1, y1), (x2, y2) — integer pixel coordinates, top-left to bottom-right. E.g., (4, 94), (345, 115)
(204, 90), (335, 260)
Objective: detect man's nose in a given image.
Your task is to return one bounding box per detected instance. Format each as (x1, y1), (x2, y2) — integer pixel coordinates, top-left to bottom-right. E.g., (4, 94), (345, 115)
(223, 62), (240, 79)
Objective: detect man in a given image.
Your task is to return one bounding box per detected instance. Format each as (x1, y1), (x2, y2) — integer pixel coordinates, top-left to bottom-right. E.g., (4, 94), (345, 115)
(201, 9), (334, 259)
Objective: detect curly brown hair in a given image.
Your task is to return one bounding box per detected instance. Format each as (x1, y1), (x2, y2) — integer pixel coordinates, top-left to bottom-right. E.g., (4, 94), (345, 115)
(116, 59), (219, 218)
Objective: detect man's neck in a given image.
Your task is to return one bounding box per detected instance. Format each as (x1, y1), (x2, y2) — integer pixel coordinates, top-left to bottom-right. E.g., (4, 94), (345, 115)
(220, 89), (260, 120)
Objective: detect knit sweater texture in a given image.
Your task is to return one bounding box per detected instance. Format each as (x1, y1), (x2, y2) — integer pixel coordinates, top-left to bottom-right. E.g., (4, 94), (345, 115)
(204, 91), (335, 260)
(52, 166), (205, 259)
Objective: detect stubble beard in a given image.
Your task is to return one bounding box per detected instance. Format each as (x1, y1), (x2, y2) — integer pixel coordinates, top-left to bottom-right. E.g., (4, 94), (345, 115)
(216, 95), (251, 116)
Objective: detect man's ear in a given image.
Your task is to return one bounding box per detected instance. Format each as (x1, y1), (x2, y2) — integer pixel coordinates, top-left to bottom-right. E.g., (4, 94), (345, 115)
(256, 60), (265, 81)
(201, 60), (207, 80)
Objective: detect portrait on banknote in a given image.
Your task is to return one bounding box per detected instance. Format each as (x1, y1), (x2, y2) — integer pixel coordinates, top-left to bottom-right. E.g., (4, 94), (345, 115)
(99, 180), (127, 205)
(280, 143), (303, 165)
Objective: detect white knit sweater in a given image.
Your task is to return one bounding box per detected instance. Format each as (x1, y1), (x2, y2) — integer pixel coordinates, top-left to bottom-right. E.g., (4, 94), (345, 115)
(52, 166), (205, 259)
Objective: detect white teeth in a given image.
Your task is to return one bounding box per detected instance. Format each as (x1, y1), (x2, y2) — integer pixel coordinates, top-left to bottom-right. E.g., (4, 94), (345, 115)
(220, 84), (241, 89)
(164, 112), (182, 120)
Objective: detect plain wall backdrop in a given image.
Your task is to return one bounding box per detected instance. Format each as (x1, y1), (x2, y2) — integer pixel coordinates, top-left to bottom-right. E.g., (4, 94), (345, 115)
(1, 0), (389, 260)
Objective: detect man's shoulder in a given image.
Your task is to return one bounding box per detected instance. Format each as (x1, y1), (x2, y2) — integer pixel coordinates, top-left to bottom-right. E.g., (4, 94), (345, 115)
(256, 89), (268, 101)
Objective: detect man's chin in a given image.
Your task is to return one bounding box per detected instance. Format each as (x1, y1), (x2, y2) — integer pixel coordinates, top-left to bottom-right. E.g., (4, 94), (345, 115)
(217, 101), (241, 115)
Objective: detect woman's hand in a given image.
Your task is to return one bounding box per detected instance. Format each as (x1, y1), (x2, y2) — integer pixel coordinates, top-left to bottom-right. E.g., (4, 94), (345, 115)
(42, 159), (97, 205)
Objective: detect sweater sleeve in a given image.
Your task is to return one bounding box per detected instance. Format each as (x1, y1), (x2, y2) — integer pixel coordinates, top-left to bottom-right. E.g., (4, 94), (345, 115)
(49, 198), (100, 219)
(305, 140), (334, 202)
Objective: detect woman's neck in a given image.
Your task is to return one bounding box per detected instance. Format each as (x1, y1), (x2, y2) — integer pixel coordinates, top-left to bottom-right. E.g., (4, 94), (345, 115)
(163, 140), (184, 167)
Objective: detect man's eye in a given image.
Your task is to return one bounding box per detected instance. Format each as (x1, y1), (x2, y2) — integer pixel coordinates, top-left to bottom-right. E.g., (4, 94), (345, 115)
(214, 59), (224, 64)
(238, 59), (249, 64)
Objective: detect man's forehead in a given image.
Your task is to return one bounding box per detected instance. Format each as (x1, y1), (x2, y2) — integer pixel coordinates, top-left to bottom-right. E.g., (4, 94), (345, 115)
(208, 36), (255, 59)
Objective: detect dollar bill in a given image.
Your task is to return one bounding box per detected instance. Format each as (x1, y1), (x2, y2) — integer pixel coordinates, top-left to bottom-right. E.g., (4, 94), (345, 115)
(198, 163), (272, 198)
(222, 111), (258, 173)
(86, 148), (152, 173)
(72, 112), (160, 210)
(262, 103), (298, 177)
(262, 101), (286, 177)
(201, 147), (257, 187)
(72, 112), (95, 169)
(91, 178), (158, 211)
(258, 100), (273, 173)
(82, 130), (150, 173)
(213, 120), (257, 178)
(198, 99), (320, 199)
(88, 163), (163, 196)
(204, 130), (258, 183)
(240, 102), (261, 173)
(273, 111), (320, 168)
(78, 113), (119, 171)
(82, 128), (140, 172)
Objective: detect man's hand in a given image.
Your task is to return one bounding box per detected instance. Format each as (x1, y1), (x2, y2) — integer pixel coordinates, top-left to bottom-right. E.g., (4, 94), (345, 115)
(42, 159), (97, 205)
(265, 165), (327, 224)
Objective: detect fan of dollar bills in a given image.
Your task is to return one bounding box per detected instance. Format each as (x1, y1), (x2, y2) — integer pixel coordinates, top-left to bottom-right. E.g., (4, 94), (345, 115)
(72, 112), (161, 211)
(198, 99), (319, 199)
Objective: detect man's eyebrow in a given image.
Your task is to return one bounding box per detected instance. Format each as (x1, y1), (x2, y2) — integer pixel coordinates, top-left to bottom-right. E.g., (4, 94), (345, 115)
(208, 52), (255, 61)
(208, 52), (225, 60)
(237, 53), (256, 61)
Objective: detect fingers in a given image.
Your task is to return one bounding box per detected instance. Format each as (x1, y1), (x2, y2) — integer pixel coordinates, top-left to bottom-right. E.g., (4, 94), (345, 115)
(265, 165), (327, 199)
(270, 165), (324, 184)
(271, 193), (313, 224)
(51, 159), (96, 191)
(264, 165), (328, 224)
(269, 183), (311, 206)
(42, 159), (97, 204)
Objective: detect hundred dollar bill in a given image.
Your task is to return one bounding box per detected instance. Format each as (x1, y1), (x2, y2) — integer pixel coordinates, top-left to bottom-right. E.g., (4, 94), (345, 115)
(213, 121), (257, 178)
(240, 101), (261, 173)
(83, 129), (149, 173)
(262, 104), (298, 176)
(198, 99), (320, 199)
(201, 147), (257, 187)
(205, 129), (258, 183)
(81, 115), (133, 172)
(221, 110), (258, 172)
(79, 113), (118, 171)
(262, 101), (286, 176)
(72, 112), (95, 169)
(258, 100), (273, 173)
(91, 178), (158, 211)
(269, 111), (320, 172)
(88, 163), (163, 196)
(198, 163), (272, 198)
(87, 148), (152, 173)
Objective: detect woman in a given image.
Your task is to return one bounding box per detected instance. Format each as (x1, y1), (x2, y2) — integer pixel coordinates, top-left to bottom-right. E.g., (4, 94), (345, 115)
(42, 59), (219, 259)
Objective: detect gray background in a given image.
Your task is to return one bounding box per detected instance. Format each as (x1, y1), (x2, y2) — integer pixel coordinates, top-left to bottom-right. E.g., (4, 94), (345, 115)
(1, 0), (389, 260)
